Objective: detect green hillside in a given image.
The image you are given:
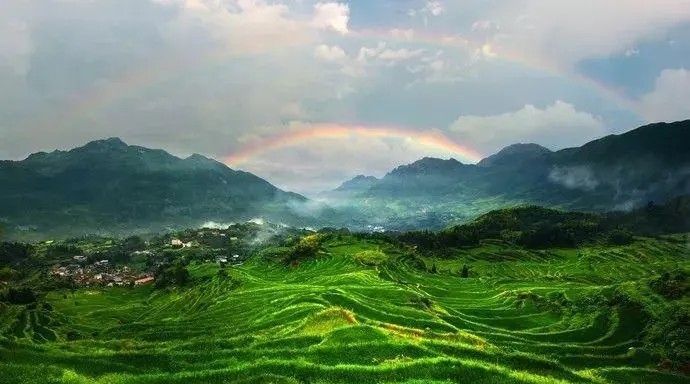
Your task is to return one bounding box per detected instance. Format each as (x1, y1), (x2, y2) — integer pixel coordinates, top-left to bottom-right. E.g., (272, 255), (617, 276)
(1, 226), (688, 383)
(324, 120), (690, 230)
(0, 138), (309, 240)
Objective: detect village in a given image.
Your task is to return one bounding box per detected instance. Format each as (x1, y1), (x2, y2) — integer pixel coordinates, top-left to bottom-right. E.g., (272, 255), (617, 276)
(48, 234), (247, 288)
(50, 256), (155, 287)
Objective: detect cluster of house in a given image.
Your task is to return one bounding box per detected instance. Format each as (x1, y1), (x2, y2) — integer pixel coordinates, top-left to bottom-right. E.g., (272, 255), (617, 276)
(171, 238), (194, 248)
(366, 225), (386, 233)
(50, 256), (155, 287)
(170, 234), (238, 247)
(214, 254), (241, 265)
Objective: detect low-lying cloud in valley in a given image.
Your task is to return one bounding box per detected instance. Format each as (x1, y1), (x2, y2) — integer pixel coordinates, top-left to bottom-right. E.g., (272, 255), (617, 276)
(548, 166), (600, 191)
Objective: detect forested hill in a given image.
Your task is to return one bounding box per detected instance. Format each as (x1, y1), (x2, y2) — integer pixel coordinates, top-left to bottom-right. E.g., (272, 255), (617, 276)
(324, 120), (690, 230)
(399, 194), (690, 250)
(0, 138), (308, 239)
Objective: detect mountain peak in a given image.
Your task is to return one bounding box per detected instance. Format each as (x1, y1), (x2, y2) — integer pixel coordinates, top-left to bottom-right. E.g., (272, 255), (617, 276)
(414, 157), (463, 166)
(352, 174), (377, 182)
(390, 157), (464, 176)
(186, 153), (209, 161)
(184, 153), (227, 169)
(478, 143), (552, 167)
(334, 174), (379, 192)
(80, 137), (129, 151)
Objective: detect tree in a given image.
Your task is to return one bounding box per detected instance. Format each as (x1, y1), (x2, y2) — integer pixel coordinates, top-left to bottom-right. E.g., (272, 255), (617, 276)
(0, 267), (20, 282)
(155, 262), (190, 288)
(2, 287), (38, 304)
(0, 242), (34, 266)
(285, 234), (322, 265)
(608, 229), (634, 245)
(121, 235), (146, 252)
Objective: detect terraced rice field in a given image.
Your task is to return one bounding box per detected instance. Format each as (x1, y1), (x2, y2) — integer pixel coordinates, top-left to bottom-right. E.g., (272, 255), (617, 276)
(1, 236), (689, 384)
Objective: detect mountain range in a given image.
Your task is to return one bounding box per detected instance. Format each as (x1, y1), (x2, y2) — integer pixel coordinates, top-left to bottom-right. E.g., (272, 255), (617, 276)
(0, 138), (309, 239)
(1, 120), (689, 238)
(321, 120), (690, 230)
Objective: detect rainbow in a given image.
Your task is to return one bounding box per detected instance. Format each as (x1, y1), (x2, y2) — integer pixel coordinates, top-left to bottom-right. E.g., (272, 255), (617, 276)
(351, 28), (643, 119)
(26, 25), (647, 137)
(223, 124), (484, 166)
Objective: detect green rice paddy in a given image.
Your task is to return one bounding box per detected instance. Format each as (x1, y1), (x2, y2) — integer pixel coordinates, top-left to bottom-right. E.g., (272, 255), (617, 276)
(1, 235), (689, 384)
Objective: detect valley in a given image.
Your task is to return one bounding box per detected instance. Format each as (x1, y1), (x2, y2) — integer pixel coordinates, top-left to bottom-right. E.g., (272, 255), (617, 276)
(1, 206), (689, 384)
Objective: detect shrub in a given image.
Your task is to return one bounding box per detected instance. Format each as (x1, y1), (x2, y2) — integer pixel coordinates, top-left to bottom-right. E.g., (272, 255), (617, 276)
(2, 287), (38, 305)
(608, 229), (634, 245)
(284, 234), (322, 266)
(0, 267), (20, 282)
(354, 250), (388, 266)
(650, 270), (688, 300)
(155, 262), (191, 288)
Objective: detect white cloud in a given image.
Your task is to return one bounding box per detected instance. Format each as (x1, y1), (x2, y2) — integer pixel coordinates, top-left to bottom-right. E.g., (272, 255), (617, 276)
(312, 2), (350, 35)
(472, 20), (498, 32)
(448, 101), (607, 154)
(425, 1), (444, 16)
(155, 0), (319, 54)
(356, 42), (387, 64)
(624, 48), (640, 57)
(390, 28), (415, 40)
(478, 0), (690, 65)
(355, 43), (424, 66)
(233, 129), (467, 194)
(639, 69), (690, 122)
(314, 44), (346, 61)
(549, 166), (599, 191)
(405, 50), (470, 84)
(378, 48), (424, 63)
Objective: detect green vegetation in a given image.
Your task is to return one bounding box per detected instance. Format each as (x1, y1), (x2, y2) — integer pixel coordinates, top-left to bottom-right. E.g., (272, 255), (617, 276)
(324, 121), (690, 231)
(0, 138), (310, 241)
(354, 249), (389, 266)
(1, 218), (689, 383)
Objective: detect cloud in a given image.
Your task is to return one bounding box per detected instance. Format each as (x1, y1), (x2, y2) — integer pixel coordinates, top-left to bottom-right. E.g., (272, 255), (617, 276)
(154, 0), (317, 55)
(232, 131), (470, 194)
(448, 101), (607, 154)
(312, 2), (350, 35)
(548, 166), (599, 191)
(638, 68), (690, 122)
(425, 1), (444, 17)
(314, 44), (346, 61)
(0, 0), (686, 195)
(378, 48), (425, 63)
(473, 0), (690, 65)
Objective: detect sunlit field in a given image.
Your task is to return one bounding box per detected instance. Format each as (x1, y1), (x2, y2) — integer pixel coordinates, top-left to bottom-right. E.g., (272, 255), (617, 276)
(2, 234), (688, 384)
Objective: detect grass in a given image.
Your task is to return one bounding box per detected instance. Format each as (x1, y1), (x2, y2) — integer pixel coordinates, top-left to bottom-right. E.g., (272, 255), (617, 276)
(1, 234), (689, 383)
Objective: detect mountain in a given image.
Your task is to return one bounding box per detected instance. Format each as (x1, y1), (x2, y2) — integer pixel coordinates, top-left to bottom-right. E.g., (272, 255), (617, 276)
(0, 138), (308, 239)
(325, 120), (690, 230)
(333, 175), (379, 193)
(476, 143), (552, 167)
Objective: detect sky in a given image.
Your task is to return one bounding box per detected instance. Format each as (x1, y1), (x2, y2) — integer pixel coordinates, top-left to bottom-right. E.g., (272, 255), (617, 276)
(1, 0), (690, 195)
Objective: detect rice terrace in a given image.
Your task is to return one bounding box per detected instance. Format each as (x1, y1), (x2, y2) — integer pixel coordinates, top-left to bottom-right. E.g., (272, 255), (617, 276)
(2, 1), (690, 383)
(2, 203), (689, 384)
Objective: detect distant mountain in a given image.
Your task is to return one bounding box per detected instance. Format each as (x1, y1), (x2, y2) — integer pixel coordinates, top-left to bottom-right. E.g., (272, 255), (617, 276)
(389, 157), (465, 176)
(0, 138), (308, 239)
(325, 120), (690, 230)
(334, 175), (379, 193)
(477, 143), (552, 167)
